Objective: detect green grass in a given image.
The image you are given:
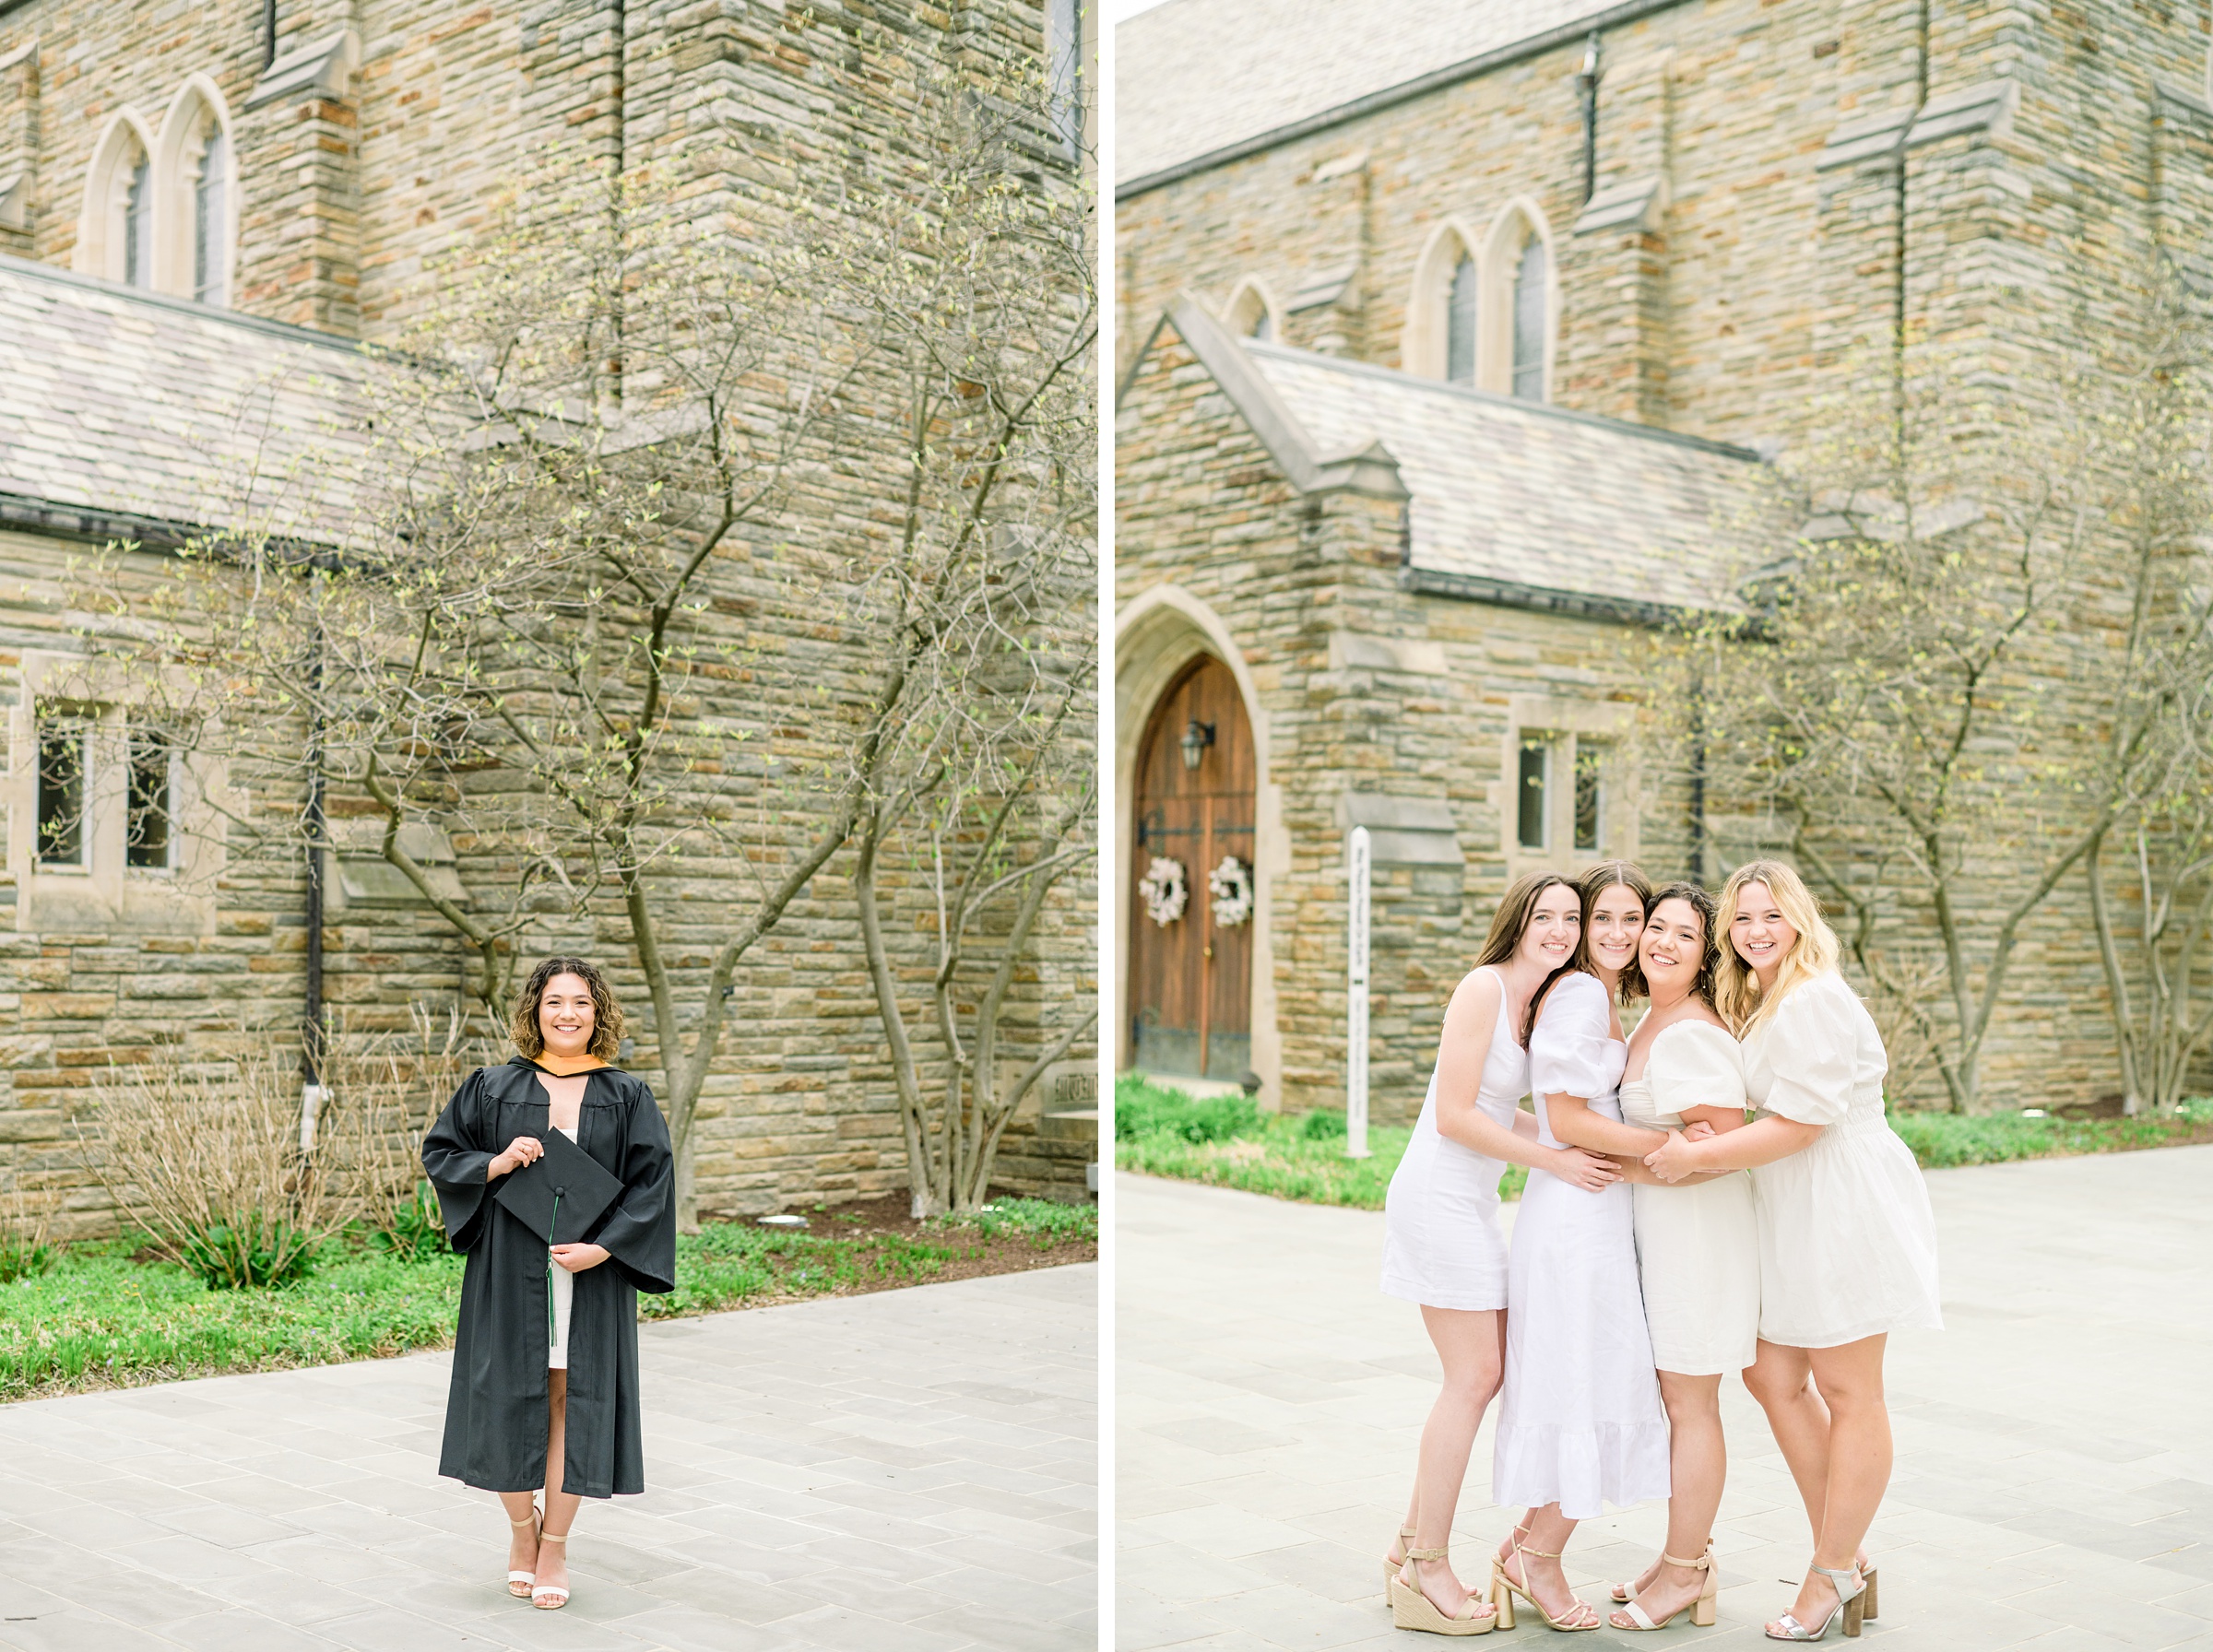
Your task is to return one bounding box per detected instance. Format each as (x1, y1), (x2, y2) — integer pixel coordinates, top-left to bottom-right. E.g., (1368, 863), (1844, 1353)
(0, 1197), (1096, 1402)
(1115, 1074), (2213, 1210)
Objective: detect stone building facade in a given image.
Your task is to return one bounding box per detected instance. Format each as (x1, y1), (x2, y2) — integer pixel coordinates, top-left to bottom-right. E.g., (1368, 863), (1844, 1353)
(1116, 0), (2213, 1119)
(0, 0), (1097, 1234)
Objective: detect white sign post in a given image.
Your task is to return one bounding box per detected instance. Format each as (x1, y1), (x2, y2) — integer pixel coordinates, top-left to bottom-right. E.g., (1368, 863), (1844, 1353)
(1345, 825), (1372, 1160)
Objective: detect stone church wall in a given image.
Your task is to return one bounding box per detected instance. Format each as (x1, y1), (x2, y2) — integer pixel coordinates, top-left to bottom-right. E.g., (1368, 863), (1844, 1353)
(1117, 1), (2213, 1115)
(0, 0), (1097, 1234)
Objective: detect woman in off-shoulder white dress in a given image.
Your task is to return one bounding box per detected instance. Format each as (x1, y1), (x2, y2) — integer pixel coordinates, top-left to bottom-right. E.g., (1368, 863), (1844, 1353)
(1645, 862), (1940, 1643)
(1378, 872), (1625, 1637)
(1606, 881), (1757, 1633)
(1488, 862), (1670, 1634)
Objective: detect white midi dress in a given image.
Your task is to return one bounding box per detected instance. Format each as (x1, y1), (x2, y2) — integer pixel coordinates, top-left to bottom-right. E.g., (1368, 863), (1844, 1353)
(1618, 1021), (1760, 1375)
(1380, 965), (1526, 1312)
(1743, 972), (1943, 1349)
(549, 1123), (578, 1371)
(1493, 972), (1671, 1520)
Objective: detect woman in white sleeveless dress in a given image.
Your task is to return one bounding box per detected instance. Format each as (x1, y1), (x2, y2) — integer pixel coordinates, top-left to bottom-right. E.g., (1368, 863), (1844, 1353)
(1605, 881), (1757, 1633)
(1488, 862), (1672, 1633)
(1379, 871), (1625, 1636)
(1646, 862), (1940, 1641)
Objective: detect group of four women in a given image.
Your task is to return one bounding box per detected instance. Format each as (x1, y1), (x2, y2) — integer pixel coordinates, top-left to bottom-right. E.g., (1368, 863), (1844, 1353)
(1379, 859), (1943, 1640)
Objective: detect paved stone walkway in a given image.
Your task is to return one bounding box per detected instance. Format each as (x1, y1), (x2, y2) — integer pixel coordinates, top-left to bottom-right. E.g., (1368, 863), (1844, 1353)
(1118, 1146), (2213, 1651)
(0, 1264), (1095, 1652)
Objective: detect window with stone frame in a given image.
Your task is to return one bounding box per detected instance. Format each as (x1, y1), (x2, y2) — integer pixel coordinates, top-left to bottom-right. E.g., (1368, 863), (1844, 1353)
(1447, 254), (1479, 385)
(124, 150), (153, 289)
(1574, 741), (1604, 852)
(192, 119), (230, 305)
(1516, 737), (1551, 850)
(1511, 234), (1547, 401)
(35, 709), (92, 868)
(1227, 280), (1275, 343)
(1046, 0), (1084, 158)
(126, 720), (178, 871)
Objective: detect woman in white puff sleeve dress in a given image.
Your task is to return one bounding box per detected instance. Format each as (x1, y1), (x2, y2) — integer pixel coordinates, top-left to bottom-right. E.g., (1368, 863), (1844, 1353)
(1606, 881), (1757, 1633)
(1379, 872), (1626, 1637)
(1646, 861), (1940, 1643)
(1488, 863), (1671, 1634)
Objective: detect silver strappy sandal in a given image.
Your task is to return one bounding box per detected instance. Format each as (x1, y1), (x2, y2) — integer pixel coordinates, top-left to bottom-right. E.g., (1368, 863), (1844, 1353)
(1765, 1564), (1864, 1641)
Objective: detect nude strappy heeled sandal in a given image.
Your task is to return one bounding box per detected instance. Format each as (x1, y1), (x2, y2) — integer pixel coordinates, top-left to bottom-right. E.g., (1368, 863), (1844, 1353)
(1384, 1524), (1418, 1597)
(1765, 1564), (1864, 1641)
(1858, 1562), (1878, 1621)
(1390, 1546), (1497, 1635)
(1609, 1547), (1717, 1631)
(506, 1510), (539, 1598)
(530, 1529), (570, 1610)
(1490, 1531), (1601, 1632)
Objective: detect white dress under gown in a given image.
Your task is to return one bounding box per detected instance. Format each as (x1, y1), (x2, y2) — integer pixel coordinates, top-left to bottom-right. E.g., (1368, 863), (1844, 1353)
(1618, 1021), (1760, 1375)
(549, 1123), (578, 1371)
(1743, 972), (1943, 1349)
(1379, 965), (1526, 1312)
(1492, 972), (1671, 1520)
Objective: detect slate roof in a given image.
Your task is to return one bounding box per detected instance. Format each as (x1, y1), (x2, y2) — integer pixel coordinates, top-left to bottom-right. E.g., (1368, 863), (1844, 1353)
(1136, 297), (1785, 618)
(1117, 0), (1625, 188)
(0, 254), (374, 548)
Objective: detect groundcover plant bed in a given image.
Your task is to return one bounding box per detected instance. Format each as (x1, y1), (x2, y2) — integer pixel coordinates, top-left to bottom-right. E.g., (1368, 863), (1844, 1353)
(1117, 1076), (2213, 1209)
(0, 1197), (1095, 1402)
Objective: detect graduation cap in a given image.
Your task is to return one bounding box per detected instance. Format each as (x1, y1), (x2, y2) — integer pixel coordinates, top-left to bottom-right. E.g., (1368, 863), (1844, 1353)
(491, 1129), (624, 1343)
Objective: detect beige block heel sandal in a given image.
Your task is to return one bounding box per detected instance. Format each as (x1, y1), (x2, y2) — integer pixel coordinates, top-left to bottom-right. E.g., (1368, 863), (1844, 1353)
(1490, 1530), (1602, 1632)
(1390, 1547), (1497, 1635)
(506, 1511), (538, 1599)
(1610, 1547), (1717, 1631)
(530, 1529), (570, 1610)
(1764, 1564), (1864, 1642)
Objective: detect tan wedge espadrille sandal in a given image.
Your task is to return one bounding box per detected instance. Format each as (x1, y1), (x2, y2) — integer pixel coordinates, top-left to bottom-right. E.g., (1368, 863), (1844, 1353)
(1390, 1548), (1497, 1635)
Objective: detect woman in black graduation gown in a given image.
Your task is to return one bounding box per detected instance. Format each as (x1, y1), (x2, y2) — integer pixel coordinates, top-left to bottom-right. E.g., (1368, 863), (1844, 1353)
(421, 956), (676, 1610)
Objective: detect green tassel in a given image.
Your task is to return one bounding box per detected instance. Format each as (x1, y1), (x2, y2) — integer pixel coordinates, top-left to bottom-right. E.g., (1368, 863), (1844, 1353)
(546, 1189), (562, 1347)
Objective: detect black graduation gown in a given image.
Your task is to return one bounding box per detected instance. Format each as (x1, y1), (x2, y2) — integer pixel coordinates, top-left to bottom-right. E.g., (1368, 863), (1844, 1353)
(420, 1056), (677, 1498)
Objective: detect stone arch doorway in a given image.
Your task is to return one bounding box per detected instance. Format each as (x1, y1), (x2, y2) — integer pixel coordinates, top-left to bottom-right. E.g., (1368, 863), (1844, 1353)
(1130, 654), (1255, 1080)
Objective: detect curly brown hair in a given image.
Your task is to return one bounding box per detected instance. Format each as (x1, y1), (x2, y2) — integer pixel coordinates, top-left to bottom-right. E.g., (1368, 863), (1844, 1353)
(509, 956), (626, 1064)
(1644, 880), (1720, 1006)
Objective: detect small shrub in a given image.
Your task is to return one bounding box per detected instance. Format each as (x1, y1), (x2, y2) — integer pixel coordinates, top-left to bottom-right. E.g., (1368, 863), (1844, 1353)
(1298, 1108), (1348, 1140)
(175, 1211), (322, 1291)
(932, 1197), (1098, 1245)
(1115, 1076), (1261, 1143)
(368, 1180), (451, 1264)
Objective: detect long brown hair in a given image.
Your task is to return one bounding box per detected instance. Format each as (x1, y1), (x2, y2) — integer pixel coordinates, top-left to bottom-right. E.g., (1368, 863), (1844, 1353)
(1644, 880), (1719, 1007)
(1571, 859), (1652, 1004)
(1711, 860), (1841, 1035)
(509, 956), (626, 1064)
(1473, 869), (1581, 1046)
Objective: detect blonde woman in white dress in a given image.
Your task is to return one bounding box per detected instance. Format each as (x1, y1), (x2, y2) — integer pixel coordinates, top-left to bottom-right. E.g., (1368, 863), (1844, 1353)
(1604, 880), (1756, 1633)
(1379, 871), (1626, 1635)
(1489, 861), (1672, 1634)
(1646, 861), (1941, 1641)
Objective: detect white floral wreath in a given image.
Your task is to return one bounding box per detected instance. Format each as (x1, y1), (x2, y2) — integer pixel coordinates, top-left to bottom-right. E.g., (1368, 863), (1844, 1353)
(1208, 856), (1255, 928)
(1140, 856), (1188, 926)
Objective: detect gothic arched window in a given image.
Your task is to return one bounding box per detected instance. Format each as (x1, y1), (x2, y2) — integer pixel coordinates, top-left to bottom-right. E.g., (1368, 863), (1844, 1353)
(1446, 254), (1478, 384)
(1225, 279), (1277, 345)
(124, 152), (153, 288)
(192, 123), (229, 304)
(1511, 235), (1547, 401)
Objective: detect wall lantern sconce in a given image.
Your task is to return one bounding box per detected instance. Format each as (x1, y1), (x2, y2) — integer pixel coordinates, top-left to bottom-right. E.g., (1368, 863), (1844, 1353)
(1179, 718), (1215, 771)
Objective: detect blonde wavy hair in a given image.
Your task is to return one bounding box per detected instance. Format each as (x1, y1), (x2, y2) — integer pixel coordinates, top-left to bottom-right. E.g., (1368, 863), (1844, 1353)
(1712, 860), (1840, 1035)
(509, 955), (626, 1063)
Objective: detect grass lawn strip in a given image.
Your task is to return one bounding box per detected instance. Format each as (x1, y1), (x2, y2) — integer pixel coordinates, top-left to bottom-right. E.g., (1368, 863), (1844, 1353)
(0, 1195), (1095, 1404)
(1116, 1076), (2213, 1211)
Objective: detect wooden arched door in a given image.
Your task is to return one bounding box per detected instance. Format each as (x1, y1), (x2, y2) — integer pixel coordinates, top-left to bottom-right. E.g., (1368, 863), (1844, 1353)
(1130, 655), (1255, 1080)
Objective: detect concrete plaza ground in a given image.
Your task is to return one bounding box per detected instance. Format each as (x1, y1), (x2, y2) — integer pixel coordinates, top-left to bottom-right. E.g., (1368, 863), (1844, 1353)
(1118, 1145), (2213, 1651)
(0, 1263), (1096, 1652)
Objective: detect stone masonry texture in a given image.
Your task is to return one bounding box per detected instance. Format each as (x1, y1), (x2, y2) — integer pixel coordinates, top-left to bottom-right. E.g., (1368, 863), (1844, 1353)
(1116, 0), (2213, 1120)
